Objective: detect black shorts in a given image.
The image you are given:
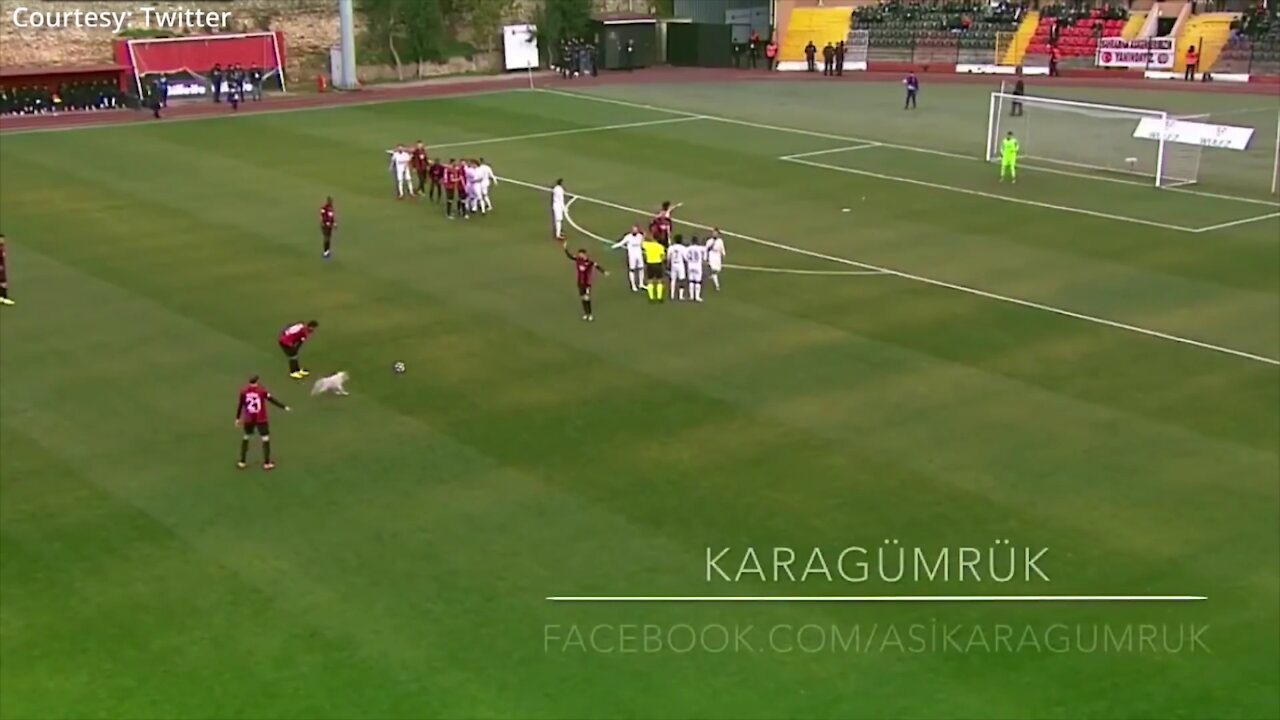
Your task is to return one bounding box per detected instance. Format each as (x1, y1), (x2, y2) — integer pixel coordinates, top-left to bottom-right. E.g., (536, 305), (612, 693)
(279, 341), (300, 358)
(446, 187), (458, 199)
(321, 225), (333, 239)
(242, 420), (270, 436)
(577, 283), (591, 298)
(645, 262), (663, 281)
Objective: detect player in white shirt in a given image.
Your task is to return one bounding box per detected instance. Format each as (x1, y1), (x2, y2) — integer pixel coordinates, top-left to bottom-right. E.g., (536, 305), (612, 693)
(388, 145), (413, 199)
(666, 234), (688, 301)
(610, 225), (646, 292)
(684, 235), (707, 302)
(464, 162), (481, 216)
(551, 178), (567, 240)
(705, 230), (727, 291)
(474, 158), (497, 214)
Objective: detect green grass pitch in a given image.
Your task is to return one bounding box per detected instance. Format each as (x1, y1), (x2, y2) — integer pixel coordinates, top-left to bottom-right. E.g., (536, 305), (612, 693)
(1, 80), (1277, 719)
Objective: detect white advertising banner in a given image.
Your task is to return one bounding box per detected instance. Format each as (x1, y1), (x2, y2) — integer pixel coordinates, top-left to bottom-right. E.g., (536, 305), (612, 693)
(1095, 37), (1176, 69)
(1133, 117), (1255, 150)
(503, 24), (539, 71)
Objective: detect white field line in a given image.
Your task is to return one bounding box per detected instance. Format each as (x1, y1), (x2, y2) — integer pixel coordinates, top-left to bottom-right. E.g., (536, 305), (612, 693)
(431, 115), (705, 152)
(503, 175), (1280, 367)
(724, 264), (886, 276)
(546, 595), (1209, 603)
(565, 198), (884, 277)
(1192, 211), (1280, 233)
(783, 155), (1200, 233)
(782, 143), (882, 160)
(537, 87), (1280, 209)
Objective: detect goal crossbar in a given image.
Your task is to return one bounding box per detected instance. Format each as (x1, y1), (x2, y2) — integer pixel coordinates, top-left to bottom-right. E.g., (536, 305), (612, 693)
(986, 90), (1200, 189)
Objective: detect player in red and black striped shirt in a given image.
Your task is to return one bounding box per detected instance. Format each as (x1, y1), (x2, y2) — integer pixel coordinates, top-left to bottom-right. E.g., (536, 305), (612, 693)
(649, 201), (681, 245)
(279, 320), (319, 379)
(564, 244), (607, 321)
(320, 197), (336, 259)
(444, 160), (466, 219)
(235, 375), (290, 470)
(411, 141), (429, 196)
(0, 234), (12, 306)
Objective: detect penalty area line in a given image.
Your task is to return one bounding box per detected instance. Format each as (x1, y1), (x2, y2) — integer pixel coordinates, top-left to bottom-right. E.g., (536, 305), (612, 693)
(545, 595), (1209, 603)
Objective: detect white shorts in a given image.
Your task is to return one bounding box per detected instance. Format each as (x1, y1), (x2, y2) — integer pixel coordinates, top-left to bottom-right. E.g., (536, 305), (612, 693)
(688, 267), (704, 283)
(626, 251), (643, 270)
(477, 181), (491, 198)
(396, 167), (412, 182)
(670, 263), (687, 282)
(552, 206), (565, 236)
(708, 255), (723, 272)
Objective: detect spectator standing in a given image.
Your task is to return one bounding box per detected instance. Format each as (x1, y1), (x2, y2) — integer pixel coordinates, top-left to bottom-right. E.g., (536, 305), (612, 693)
(1011, 77), (1025, 116)
(835, 40), (846, 76)
(1049, 44), (1061, 76)
(765, 39), (778, 70)
(250, 67), (263, 100)
(1184, 45), (1198, 80)
(804, 41), (818, 72)
(157, 73), (169, 108)
(904, 72), (919, 109)
(749, 30), (761, 69)
(210, 63), (224, 103)
(822, 42), (835, 75)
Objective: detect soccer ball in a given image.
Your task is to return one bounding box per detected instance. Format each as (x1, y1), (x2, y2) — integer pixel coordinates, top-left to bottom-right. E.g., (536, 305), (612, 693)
(393, 361), (406, 374)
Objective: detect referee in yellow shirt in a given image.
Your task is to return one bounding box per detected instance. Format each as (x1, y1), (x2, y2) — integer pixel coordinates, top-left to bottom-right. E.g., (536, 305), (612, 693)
(641, 235), (666, 303)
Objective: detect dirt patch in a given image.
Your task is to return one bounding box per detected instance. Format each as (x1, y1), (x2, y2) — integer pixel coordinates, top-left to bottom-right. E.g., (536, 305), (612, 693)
(2, 66), (1276, 133)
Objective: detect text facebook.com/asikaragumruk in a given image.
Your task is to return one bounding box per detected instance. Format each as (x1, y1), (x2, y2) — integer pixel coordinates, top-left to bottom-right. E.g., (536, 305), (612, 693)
(543, 623), (1210, 655)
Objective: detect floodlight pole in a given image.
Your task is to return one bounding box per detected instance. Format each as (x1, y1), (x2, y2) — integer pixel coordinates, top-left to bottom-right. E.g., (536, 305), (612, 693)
(337, 0), (358, 89)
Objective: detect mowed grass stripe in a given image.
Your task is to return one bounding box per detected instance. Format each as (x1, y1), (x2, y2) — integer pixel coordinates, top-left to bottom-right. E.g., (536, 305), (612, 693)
(1, 87), (1276, 719)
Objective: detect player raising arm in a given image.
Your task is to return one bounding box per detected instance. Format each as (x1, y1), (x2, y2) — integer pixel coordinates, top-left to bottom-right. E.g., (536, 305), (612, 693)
(278, 320), (319, 379)
(610, 225), (646, 292)
(684, 235), (707, 302)
(650, 201), (682, 244)
(999, 131), (1019, 184)
(235, 375), (290, 470)
(705, 230), (727, 291)
(565, 244), (607, 321)
(667, 234), (688, 301)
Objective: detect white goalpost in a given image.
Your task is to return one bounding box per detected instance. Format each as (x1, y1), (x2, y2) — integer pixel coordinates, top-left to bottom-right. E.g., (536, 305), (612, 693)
(986, 89), (1203, 188)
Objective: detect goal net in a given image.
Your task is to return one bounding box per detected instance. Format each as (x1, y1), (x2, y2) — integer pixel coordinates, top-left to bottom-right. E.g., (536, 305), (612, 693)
(123, 32), (287, 99)
(986, 90), (1202, 188)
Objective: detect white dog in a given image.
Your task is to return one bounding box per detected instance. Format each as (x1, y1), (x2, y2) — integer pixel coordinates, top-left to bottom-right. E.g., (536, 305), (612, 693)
(310, 371), (350, 396)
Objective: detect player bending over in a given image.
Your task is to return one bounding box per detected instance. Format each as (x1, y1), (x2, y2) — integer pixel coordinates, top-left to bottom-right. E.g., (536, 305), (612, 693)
(641, 234), (667, 303)
(667, 234), (688, 301)
(999, 131), (1019, 184)
(320, 197), (336, 259)
(565, 244), (607, 321)
(236, 375), (290, 470)
(685, 235), (707, 302)
(551, 179), (568, 240)
(278, 320), (319, 379)
(389, 144), (414, 199)
(610, 225), (646, 292)
(705, 230), (727, 291)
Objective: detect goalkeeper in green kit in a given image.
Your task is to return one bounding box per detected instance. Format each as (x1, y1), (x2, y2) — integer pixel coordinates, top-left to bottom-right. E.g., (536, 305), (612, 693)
(999, 131), (1019, 183)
